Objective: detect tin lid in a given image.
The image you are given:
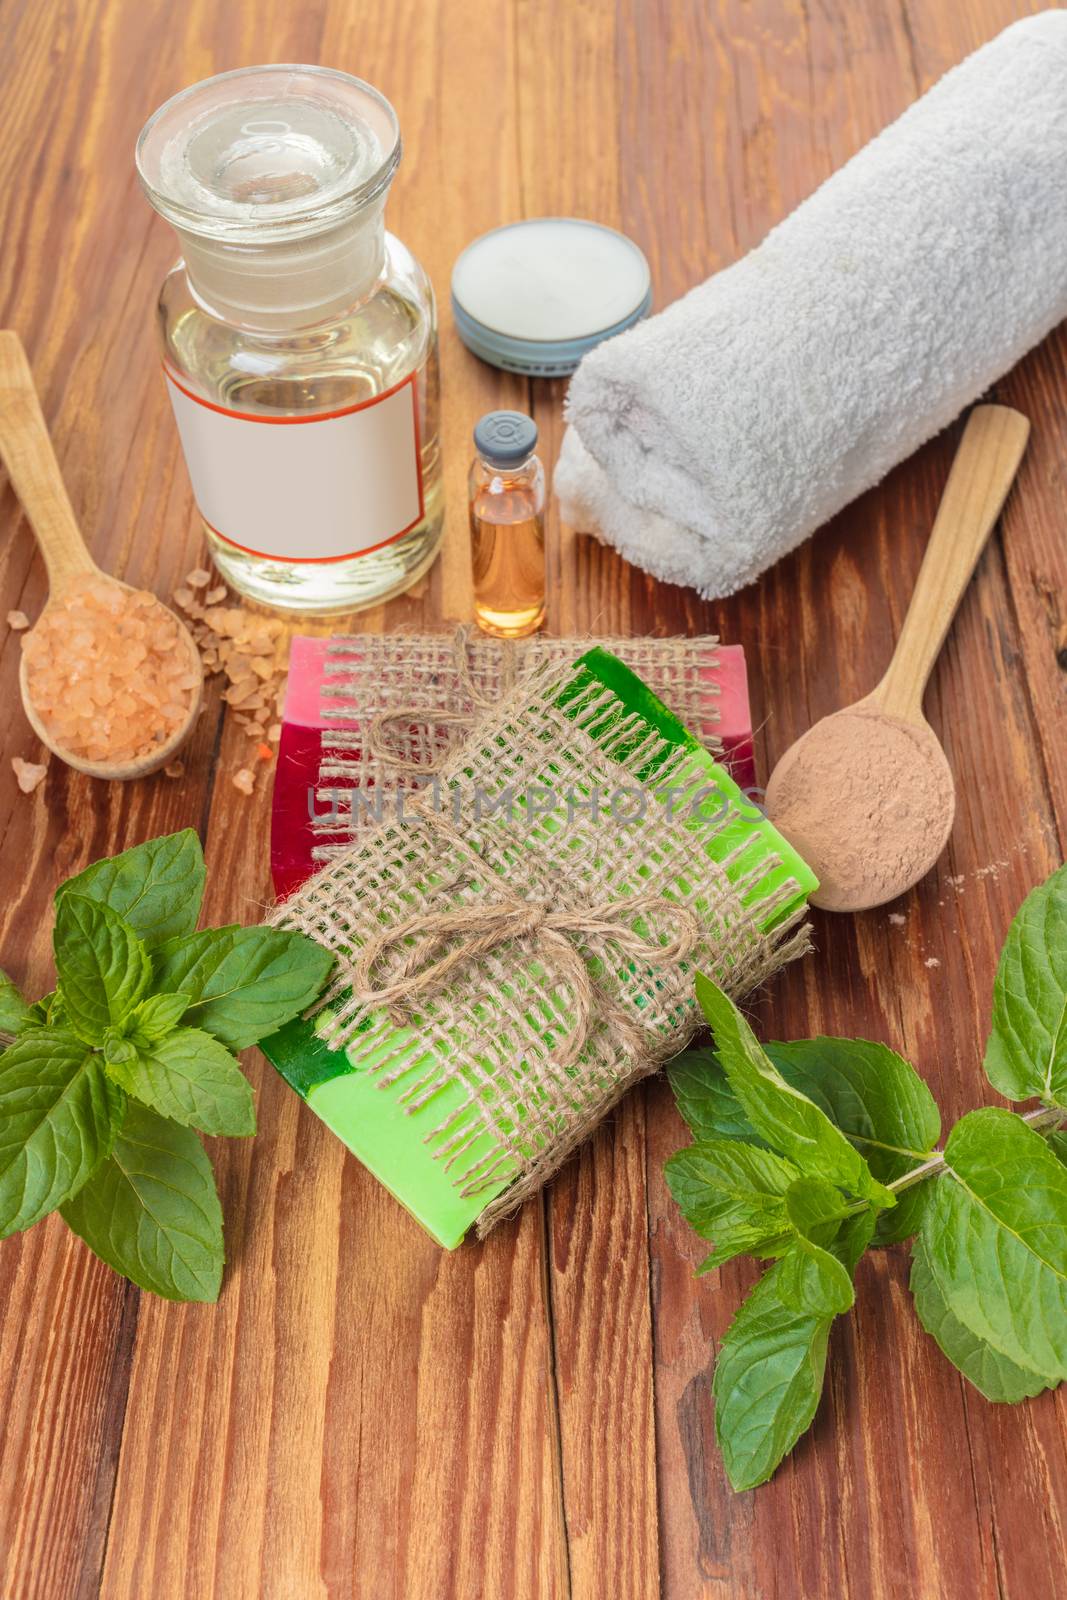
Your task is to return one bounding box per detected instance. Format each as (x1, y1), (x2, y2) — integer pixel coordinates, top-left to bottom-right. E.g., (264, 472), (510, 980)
(451, 218), (652, 378)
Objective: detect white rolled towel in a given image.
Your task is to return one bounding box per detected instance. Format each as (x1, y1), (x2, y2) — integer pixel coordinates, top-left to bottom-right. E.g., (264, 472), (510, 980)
(556, 12), (1067, 599)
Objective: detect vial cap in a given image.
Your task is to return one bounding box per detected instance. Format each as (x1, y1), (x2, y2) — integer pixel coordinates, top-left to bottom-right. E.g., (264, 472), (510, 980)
(474, 411), (538, 468)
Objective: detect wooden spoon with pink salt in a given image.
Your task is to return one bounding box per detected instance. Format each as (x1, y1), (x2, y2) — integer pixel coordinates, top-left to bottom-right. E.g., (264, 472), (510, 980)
(765, 405), (1030, 912)
(0, 331), (202, 779)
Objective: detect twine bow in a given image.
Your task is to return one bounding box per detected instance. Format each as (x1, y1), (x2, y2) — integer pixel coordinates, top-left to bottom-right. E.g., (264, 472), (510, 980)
(349, 888), (701, 1069)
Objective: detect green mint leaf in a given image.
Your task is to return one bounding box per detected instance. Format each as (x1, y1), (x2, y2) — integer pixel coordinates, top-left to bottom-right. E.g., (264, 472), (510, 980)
(665, 1140), (799, 1270)
(921, 1107), (1067, 1382)
(0, 1029), (126, 1236)
(61, 1102), (223, 1302)
(20, 990), (64, 1033)
(0, 969), (31, 1040)
(150, 926), (334, 1051)
(832, 1208), (878, 1273)
(668, 1048), (770, 1146)
(57, 829), (207, 949)
(103, 1036), (137, 1067)
(129, 992), (191, 1042)
(777, 1236), (855, 1316)
(985, 864), (1067, 1108)
(106, 1027), (255, 1137)
(694, 975), (893, 1207)
(780, 1179), (869, 1315)
(910, 1237), (1052, 1404)
(1047, 1129), (1067, 1165)
(713, 1263), (833, 1491)
(54, 895), (151, 1045)
(784, 1176), (854, 1243)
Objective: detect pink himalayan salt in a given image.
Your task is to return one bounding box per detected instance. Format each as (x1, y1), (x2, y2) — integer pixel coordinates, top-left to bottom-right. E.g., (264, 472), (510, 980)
(12, 756), (47, 793)
(21, 575), (200, 765)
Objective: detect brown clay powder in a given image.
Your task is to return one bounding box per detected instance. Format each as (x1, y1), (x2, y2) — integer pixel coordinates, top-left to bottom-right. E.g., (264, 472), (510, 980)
(765, 708), (954, 911)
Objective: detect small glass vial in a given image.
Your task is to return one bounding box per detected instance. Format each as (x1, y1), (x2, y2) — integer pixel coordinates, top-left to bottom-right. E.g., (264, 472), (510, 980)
(469, 412), (546, 639)
(136, 66), (443, 615)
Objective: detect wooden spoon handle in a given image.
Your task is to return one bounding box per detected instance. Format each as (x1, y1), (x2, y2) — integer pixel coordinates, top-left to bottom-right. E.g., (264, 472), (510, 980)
(869, 404), (1030, 722)
(0, 330), (97, 589)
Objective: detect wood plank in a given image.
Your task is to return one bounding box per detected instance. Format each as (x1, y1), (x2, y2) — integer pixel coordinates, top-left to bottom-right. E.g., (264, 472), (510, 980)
(518, 2), (661, 1596)
(622, 2), (1067, 1596)
(65, 2), (568, 1597)
(0, 1), (239, 1592)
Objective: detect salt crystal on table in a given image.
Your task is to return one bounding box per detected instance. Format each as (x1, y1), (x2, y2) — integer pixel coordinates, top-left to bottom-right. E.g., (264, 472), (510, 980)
(11, 756), (47, 793)
(186, 569), (211, 588)
(232, 768), (255, 795)
(176, 580), (291, 760)
(7, 610), (29, 631)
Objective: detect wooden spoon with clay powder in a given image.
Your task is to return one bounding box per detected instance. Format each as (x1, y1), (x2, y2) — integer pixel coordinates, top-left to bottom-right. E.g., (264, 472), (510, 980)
(765, 405), (1030, 912)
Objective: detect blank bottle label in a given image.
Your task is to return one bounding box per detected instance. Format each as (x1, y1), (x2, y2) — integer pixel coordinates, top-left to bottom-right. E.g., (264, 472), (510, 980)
(164, 369), (424, 561)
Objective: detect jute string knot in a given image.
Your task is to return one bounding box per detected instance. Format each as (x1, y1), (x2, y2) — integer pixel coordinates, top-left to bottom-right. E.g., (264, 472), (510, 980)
(350, 888), (701, 1071)
(366, 625), (519, 774)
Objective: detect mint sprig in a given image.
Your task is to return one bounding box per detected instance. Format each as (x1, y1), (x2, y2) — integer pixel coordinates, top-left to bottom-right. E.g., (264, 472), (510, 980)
(668, 862), (1067, 1491)
(0, 830), (333, 1302)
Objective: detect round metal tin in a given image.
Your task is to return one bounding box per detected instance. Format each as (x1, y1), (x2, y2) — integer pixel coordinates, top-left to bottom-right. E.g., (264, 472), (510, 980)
(451, 217), (652, 377)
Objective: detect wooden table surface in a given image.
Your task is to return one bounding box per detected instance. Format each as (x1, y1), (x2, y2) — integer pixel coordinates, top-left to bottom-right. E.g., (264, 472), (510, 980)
(2, 1), (1066, 1595)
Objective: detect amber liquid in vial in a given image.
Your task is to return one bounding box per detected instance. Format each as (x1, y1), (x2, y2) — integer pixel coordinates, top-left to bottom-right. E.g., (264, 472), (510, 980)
(470, 483), (546, 639)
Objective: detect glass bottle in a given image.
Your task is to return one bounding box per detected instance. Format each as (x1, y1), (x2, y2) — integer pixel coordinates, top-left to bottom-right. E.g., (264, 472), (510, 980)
(136, 66), (443, 615)
(468, 412), (546, 639)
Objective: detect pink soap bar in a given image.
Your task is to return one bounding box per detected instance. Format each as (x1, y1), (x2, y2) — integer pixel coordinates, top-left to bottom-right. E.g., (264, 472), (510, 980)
(271, 636), (756, 897)
(272, 638), (348, 900)
(701, 650), (754, 792)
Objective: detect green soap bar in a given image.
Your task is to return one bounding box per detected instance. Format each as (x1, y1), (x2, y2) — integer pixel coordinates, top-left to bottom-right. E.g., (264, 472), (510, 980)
(262, 645), (818, 1248)
(265, 1015), (513, 1247)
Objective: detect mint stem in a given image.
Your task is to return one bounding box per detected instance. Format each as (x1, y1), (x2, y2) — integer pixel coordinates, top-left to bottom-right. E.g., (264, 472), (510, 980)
(887, 1105), (1065, 1194)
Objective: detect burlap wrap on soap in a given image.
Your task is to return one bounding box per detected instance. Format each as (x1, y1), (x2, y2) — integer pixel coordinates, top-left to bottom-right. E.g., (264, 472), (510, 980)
(310, 627), (726, 860)
(273, 654), (811, 1234)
